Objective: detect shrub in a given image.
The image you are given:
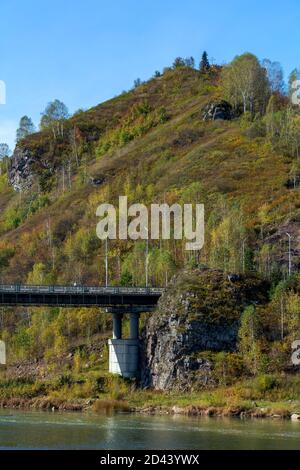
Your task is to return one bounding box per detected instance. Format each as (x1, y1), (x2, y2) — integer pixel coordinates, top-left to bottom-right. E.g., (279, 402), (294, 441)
(57, 374), (74, 387)
(244, 118), (266, 138)
(93, 399), (130, 413)
(73, 349), (82, 374)
(255, 374), (279, 393)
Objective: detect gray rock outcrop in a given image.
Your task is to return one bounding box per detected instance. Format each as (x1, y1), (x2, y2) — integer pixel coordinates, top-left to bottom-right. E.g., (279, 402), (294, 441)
(202, 100), (233, 121)
(8, 147), (35, 191)
(141, 268), (269, 391)
(291, 413), (300, 421)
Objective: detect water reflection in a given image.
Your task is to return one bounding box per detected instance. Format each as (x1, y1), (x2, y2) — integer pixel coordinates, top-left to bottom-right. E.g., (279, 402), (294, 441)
(0, 410), (299, 450)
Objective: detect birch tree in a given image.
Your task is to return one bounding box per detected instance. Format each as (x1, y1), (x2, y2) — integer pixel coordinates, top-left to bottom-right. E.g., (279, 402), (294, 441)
(40, 99), (69, 138)
(221, 53), (270, 114)
(262, 59), (285, 93)
(16, 116), (35, 142)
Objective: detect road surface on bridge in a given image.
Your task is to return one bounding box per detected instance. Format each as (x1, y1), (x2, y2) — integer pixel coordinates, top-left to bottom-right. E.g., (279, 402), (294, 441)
(0, 285), (164, 308)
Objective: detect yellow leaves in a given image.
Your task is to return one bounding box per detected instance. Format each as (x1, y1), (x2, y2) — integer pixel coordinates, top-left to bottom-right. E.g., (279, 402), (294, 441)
(54, 334), (68, 355)
(285, 292), (300, 339)
(77, 307), (102, 332)
(63, 236), (74, 260)
(0, 173), (8, 192)
(145, 183), (155, 203)
(0, 239), (14, 253)
(288, 114), (300, 133)
(286, 292), (300, 317)
(27, 262), (47, 285)
(95, 101), (167, 159)
(87, 185), (110, 217)
(210, 214), (235, 248)
(257, 203), (272, 225)
(73, 350), (82, 374)
(19, 230), (44, 259)
(63, 227), (99, 263)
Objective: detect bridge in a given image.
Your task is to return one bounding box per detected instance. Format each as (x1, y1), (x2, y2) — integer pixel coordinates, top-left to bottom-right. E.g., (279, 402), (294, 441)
(0, 284), (165, 379)
(0, 284), (164, 308)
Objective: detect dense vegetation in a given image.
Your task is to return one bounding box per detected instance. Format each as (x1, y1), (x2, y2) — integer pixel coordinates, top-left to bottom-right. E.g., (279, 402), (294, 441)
(0, 52), (300, 408)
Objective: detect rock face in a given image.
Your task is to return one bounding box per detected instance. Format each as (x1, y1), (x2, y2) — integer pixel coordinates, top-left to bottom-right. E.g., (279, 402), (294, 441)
(202, 100), (233, 121)
(8, 144), (55, 192)
(89, 176), (105, 186)
(8, 147), (35, 191)
(141, 269), (269, 391)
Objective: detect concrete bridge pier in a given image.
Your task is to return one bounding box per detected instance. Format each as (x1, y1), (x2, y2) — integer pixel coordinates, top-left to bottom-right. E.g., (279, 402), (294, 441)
(129, 312), (140, 340)
(108, 308), (142, 379)
(112, 312), (123, 339)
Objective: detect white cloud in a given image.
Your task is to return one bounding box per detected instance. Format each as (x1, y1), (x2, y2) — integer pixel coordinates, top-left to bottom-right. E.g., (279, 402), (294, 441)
(0, 118), (17, 152)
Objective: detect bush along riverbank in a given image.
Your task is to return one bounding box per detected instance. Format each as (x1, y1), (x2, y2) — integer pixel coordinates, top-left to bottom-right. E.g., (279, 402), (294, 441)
(0, 372), (300, 420)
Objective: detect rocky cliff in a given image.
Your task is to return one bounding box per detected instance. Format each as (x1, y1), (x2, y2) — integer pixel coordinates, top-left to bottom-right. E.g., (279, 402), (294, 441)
(8, 147), (35, 191)
(8, 143), (55, 192)
(141, 268), (269, 391)
(202, 100), (233, 121)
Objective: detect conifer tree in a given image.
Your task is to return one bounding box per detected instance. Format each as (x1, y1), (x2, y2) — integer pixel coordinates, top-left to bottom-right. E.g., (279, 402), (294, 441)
(200, 51), (210, 72)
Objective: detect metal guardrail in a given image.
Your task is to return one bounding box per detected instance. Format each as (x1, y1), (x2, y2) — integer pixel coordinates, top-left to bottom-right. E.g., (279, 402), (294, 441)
(0, 284), (165, 296)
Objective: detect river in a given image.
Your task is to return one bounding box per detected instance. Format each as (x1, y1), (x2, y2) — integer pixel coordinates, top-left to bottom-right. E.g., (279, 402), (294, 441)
(0, 409), (299, 450)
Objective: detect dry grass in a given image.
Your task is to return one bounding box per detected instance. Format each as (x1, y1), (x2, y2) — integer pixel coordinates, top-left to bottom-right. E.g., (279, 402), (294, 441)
(93, 399), (130, 413)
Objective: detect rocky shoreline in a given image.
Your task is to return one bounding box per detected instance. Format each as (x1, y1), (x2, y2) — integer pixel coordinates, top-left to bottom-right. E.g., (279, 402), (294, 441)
(138, 405), (300, 421)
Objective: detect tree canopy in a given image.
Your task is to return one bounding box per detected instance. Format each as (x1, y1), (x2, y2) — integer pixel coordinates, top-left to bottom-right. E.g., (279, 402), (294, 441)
(0, 143), (11, 159)
(16, 115), (35, 142)
(199, 51), (210, 72)
(40, 99), (69, 138)
(221, 53), (270, 114)
(262, 59), (285, 93)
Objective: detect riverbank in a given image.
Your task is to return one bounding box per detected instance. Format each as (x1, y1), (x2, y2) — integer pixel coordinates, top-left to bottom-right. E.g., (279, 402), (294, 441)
(0, 396), (300, 421)
(1, 378), (300, 421)
(1, 363), (300, 420)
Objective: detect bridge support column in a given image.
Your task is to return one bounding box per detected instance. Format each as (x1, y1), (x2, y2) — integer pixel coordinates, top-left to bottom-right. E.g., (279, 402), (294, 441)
(108, 338), (140, 379)
(108, 308), (142, 379)
(129, 312), (140, 340)
(112, 313), (123, 339)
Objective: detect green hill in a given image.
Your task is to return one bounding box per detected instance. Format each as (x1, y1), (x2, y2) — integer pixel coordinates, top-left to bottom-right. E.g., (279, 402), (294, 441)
(1, 66), (299, 286)
(0, 61), (300, 412)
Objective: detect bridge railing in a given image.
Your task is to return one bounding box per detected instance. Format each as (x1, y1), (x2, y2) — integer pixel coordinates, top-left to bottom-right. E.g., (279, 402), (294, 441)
(0, 284), (165, 296)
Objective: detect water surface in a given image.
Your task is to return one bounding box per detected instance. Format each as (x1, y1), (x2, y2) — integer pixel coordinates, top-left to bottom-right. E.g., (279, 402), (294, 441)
(0, 409), (299, 450)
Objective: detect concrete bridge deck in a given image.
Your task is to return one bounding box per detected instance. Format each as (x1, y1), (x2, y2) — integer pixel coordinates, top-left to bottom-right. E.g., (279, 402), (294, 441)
(0, 284), (164, 308)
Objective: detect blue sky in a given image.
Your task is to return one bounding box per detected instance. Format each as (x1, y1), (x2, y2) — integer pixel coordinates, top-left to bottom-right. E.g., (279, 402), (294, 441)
(1, 0), (300, 150)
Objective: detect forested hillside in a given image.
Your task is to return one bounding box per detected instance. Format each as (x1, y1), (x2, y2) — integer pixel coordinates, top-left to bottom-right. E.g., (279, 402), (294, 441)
(0, 53), (300, 407)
